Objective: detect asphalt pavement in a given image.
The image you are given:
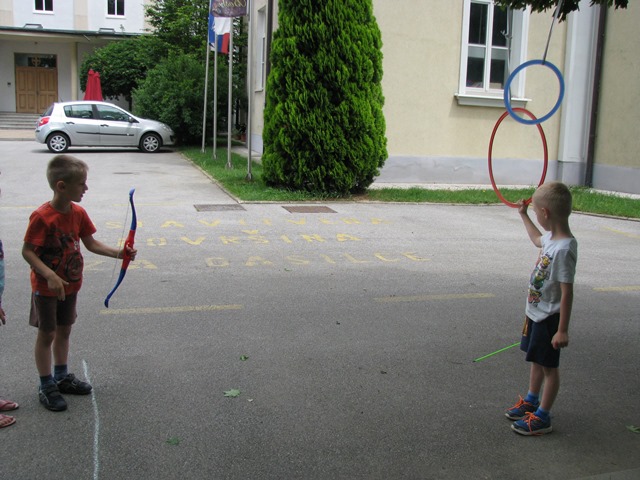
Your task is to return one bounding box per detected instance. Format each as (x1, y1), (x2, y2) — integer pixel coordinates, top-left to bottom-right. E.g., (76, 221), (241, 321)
(0, 138), (638, 480)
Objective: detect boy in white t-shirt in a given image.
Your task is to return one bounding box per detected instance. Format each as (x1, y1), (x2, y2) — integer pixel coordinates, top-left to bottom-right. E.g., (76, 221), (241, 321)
(505, 182), (578, 435)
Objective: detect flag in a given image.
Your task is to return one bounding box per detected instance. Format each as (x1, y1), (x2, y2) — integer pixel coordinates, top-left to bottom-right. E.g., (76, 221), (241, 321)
(208, 12), (231, 54)
(211, 0), (247, 18)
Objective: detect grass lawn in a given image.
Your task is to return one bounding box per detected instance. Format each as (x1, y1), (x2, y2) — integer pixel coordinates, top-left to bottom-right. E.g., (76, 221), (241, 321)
(182, 147), (640, 220)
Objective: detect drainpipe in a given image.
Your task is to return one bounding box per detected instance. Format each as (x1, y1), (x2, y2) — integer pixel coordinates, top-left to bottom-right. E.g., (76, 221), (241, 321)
(584, 5), (607, 187)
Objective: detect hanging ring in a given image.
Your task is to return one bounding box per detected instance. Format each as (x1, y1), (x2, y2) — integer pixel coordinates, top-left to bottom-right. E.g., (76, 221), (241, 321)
(488, 108), (549, 208)
(503, 59), (565, 126)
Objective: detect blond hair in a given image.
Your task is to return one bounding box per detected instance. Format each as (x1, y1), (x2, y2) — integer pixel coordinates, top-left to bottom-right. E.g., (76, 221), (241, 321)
(46, 155), (88, 190)
(533, 181), (572, 218)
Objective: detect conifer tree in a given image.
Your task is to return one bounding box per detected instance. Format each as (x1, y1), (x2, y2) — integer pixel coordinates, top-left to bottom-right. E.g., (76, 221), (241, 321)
(262, 0), (387, 194)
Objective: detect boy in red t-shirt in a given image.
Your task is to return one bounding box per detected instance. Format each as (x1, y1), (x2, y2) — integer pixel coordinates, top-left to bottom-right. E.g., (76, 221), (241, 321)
(23, 155), (136, 412)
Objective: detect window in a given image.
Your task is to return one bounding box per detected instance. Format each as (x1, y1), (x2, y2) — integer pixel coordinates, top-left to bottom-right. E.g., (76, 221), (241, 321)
(255, 7), (267, 91)
(107, 0), (125, 16)
(466, 2), (509, 89)
(15, 53), (57, 68)
(457, 0), (529, 107)
(64, 105), (95, 119)
(35, 0), (53, 12)
(97, 105), (130, 122)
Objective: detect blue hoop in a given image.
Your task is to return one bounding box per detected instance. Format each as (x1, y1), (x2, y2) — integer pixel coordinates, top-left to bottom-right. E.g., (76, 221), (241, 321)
(504, 59), (565, 125)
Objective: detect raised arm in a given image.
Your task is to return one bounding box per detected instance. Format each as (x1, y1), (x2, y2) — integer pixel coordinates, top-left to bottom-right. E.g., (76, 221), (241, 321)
(518, 200), (543, 248)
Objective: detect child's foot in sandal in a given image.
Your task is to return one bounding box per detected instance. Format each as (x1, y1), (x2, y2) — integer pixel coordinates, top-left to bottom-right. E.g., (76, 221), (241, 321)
(0, 413), (16, 428)
(0, 398), (18, 411)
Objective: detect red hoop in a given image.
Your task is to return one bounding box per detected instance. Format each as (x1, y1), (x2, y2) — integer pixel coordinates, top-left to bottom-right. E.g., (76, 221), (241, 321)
(488, 108), (549, 208)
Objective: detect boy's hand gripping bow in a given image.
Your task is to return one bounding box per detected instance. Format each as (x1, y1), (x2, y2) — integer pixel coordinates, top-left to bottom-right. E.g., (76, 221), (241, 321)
(104, 188), (136, 308)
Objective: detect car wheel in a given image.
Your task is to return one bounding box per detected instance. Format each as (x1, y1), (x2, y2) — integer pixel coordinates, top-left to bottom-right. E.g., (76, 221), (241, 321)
(139, 133), (161, 153)
(46, 133), (70, 153)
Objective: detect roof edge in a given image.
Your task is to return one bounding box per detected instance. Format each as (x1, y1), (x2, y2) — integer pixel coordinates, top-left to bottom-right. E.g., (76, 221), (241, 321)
(0, 25), (143, 38)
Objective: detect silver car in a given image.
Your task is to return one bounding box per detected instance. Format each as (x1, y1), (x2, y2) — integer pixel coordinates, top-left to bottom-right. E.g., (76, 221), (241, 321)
(35, 101), (175, 153)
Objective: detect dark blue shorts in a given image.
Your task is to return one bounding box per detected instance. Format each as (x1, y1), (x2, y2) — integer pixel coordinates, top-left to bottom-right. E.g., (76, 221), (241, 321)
(520, 313), (560, 368)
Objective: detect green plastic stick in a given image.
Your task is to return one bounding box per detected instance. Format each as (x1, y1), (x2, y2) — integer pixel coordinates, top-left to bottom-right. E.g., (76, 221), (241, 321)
(473, 342), (520, 363)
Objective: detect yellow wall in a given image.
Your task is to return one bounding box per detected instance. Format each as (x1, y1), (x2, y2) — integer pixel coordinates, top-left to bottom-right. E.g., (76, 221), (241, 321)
(595, 6), (639, 169)
(374, 0), (566, 163)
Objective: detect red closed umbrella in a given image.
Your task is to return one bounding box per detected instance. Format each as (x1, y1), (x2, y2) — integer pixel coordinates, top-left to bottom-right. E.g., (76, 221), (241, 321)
(83, 69), (103, 101)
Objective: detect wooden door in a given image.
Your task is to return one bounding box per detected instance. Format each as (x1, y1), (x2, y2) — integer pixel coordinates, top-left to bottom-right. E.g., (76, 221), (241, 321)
(37, 68), (58, 112)
(15, 67), (58, 113)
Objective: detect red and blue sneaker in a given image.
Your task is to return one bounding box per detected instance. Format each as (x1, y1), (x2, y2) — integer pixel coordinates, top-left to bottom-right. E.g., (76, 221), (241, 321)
(511, 412), (553, 436)
(505, 395), (538, 421)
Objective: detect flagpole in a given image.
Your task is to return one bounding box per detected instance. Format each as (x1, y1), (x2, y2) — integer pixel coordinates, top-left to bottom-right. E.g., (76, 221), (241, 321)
(246, 0), (253, 181)
(213, 34), (218, 160)
(226, 24), (233, 169)
(201, 34), (211, 153)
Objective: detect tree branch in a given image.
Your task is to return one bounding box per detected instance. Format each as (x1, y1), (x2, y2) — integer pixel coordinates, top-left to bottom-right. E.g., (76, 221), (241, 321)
(494, 0), (628, 21)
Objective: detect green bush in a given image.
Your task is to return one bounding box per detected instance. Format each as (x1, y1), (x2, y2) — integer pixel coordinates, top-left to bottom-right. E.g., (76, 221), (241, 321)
(262, 0), (387, 195)
(132, 52), (229, 145)
(80, 36), (169, 108)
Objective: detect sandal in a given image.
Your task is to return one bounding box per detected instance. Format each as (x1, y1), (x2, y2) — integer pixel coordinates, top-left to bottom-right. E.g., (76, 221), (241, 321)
(0, 413), (16, 428)
(0, 398), (18, 411)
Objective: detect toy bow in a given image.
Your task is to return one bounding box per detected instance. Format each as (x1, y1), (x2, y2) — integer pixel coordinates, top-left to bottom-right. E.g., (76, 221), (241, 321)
(104, 188), (136, 308)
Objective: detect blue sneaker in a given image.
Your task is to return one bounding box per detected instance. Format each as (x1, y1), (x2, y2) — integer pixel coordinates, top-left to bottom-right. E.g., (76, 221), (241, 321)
(505, 396), (538, 420)
(511, 412), (552, 435)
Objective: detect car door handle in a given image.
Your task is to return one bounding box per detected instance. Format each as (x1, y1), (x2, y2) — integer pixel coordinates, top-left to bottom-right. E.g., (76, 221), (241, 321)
(66, 121), (75, 125)
(101, 124), (109, 127)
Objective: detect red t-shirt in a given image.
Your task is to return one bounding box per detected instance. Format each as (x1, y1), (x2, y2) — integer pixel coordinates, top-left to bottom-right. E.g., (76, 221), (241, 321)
(24, 202), (97, 296)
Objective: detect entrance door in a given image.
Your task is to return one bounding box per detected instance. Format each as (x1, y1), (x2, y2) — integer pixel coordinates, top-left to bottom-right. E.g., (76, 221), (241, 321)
(15, 67), (58, 113)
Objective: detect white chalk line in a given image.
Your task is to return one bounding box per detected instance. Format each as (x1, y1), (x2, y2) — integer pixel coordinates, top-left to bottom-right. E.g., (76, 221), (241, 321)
(82, 359), (100, 480)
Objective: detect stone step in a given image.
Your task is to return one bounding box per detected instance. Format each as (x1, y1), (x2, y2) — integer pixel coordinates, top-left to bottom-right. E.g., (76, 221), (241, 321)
(0, 112), (41, 130)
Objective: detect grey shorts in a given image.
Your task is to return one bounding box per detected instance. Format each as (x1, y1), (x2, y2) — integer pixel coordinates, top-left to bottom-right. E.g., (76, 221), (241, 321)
(29, 293), (77, 333)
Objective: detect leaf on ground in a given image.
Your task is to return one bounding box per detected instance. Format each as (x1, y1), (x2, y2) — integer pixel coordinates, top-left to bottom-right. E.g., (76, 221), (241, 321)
(224, 389), (241, 398)
(626, 425), (640, 434)
(240, 355), (249, 361)
(166, 437), (180, 446)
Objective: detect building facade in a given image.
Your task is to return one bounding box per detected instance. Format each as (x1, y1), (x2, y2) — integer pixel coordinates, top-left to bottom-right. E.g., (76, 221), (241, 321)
(0, 0), (149, 113)
(248, 0), (639, 195)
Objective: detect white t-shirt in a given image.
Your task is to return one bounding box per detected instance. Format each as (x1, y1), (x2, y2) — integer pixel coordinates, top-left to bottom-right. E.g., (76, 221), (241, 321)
(525, 232), (578, 323)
